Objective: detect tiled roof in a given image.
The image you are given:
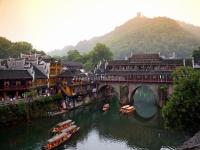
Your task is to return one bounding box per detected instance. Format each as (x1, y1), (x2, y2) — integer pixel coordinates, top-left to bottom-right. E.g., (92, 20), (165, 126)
(0, 69), (32, 80)
(107, 60), (128, 65)
(106, 70), (173, 75)
(58, 70), (75, 78)
(33, 66), (47, 79)
(161, 59), (184, 65)
(130, 53), (160, 59)
(62, 61), (83, 69)
(58, 69), (85, 78)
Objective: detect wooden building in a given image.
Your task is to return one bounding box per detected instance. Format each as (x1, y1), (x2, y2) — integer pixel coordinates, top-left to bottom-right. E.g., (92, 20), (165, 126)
(0, 70), (32, 100)
(96, 53), (193, 83)
(33, 66), (48, 95)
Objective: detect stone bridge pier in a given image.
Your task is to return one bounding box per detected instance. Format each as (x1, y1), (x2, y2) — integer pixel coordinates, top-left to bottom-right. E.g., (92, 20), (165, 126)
(98, 82), (173, 107)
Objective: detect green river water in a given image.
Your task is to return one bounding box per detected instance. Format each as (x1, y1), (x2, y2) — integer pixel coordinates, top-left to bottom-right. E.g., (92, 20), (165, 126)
(0, 97), (189, 150)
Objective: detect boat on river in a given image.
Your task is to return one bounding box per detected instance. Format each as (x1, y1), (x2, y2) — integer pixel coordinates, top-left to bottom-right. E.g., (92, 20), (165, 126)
(102, 104), (110, 112)
(61, 125), (80, 135)
(120, 105), (135, 114)
(42, 132), (71, 150)
(51, 120), (75, 134)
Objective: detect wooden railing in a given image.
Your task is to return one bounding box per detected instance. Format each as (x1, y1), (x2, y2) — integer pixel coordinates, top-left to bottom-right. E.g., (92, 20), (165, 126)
(0, 85), (29, 91)
(97, 78), (173, 84)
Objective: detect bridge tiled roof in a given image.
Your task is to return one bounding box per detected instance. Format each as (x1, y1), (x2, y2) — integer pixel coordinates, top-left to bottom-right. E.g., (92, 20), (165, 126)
(107, 60), (128, 65)
(129, 53), (160, 59)
(107, 57), (188, 66)
(161, 59), (183, 65)
(108, 60), (129, 65)
(106, 70), (172, 75)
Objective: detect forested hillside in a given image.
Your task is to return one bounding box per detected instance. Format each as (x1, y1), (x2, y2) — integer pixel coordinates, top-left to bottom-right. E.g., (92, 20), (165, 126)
(49, 16), (200, 58)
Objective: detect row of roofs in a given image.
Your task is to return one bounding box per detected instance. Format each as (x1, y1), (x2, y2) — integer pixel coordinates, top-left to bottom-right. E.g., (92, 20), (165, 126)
(0, 53), (85, 81)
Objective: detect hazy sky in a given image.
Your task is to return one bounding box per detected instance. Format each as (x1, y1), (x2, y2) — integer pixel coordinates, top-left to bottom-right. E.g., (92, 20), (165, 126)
(0, 0), (200, 52)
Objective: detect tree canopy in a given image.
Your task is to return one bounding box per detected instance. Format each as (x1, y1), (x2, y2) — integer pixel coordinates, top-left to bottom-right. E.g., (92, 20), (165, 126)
(66, 50), (82, 62)
(162, 67), (200, 131)
(61, 43), (113, 71)
(0, 36), (45, 58)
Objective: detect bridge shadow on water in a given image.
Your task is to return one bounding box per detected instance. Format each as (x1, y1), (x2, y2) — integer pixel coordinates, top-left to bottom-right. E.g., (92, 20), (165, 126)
(62, 97), (189, 150)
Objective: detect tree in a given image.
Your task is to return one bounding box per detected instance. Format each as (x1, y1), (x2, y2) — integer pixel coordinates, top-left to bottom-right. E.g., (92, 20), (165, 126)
(0, 37), (12, 58)
(89, 43), (113, 70)
(0, 36), (46, 58)
(9, 41), (33, 57)
(58, 43), (113, 71)
(162, 67), (200, 131)
(31, 49), (46, 55)
(66, 50), (82, 62)
(92, 43), (113, 62)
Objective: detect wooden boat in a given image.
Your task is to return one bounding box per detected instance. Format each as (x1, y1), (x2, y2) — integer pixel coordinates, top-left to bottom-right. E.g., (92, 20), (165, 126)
(119, 105), (130, 113)
(102, 103), (110, 112)
(52, 120), (75, 134)
(42, 132), (71, 150)
(120, 105), (135, 114)
(61, 125), (80, 135)
(125, 106), (135, 114)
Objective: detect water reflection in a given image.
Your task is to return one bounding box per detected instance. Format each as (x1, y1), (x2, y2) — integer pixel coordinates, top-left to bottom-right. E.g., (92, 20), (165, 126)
(133, 86), (157, 118)
(0, 98), (189, 150)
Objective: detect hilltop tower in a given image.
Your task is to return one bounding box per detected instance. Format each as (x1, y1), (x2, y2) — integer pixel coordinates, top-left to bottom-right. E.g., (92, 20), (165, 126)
(137, 12), (143, 18)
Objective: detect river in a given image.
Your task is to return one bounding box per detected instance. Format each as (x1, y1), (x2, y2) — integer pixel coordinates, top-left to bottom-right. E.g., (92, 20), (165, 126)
(0, 97), (189, 150)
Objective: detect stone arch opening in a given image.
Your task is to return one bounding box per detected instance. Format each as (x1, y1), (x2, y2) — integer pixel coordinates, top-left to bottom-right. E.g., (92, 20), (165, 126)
(130, 85), (158, 118)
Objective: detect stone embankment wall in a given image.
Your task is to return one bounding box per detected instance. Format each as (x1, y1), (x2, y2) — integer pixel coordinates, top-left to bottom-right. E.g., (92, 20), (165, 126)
(178, 131), (200, 150)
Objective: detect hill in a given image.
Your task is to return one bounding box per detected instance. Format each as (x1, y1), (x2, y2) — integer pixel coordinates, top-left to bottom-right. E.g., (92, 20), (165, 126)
(49, 16), (200, 58)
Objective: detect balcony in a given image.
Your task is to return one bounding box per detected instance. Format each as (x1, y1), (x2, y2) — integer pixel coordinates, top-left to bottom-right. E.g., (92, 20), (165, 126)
(97, 78), (173, 84)
(0, 85), (29, 91)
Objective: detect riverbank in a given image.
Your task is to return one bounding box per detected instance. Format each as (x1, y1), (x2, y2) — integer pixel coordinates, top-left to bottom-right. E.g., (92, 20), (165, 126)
(0, 93), (101, 126)
(0, 94), (62, 126)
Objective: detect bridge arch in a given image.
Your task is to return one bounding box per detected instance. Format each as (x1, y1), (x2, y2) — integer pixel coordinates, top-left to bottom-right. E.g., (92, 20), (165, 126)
(130, 85), (158, 118)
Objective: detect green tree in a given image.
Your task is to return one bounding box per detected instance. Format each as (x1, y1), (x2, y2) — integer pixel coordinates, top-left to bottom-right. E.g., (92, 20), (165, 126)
(31, 49), (46, 55)
(66, 50), (82, 62)
(162, 67), (200, 131)
(59, 43), (113, 71)
(86, 43), (113, 70)
(0, 36), (46, 58)
(9, 41), (33, 57)
(0, 37), (12, 58)
(92, 43), (113, 62)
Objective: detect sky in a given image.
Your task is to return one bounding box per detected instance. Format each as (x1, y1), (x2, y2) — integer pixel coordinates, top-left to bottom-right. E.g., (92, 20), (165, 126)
(0, 0), (200, 52)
